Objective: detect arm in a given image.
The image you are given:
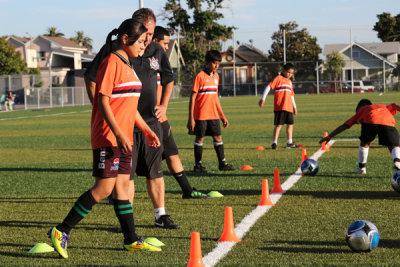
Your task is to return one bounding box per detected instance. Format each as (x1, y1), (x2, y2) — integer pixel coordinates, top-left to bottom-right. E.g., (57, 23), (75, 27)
(134, 112), (160, 148)
(292, 95), (297, 116)
(187, 91), (198, 132)
(216, 96), (229, 128)
(98, 94), (132, 153)
(259, 85), (271, 107)
(155, 80), (174, 120)
(319, 124), (350, 144)
(84, 76), (96, 105)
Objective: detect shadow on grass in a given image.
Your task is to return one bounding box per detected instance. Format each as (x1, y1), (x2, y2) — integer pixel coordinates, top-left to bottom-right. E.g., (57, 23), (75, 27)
(286, 190), (400, 199)
(259, 239), (350, 253)
(0, 167), (91, 173)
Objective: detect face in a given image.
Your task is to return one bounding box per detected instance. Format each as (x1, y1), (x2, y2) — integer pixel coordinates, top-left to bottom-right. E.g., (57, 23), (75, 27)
(124, 32), (146, 58)
(143, 19), (156, 49)
(155, 35), (170, 52)
(283, 68), (294, 79)
(207, 60), (221, 73)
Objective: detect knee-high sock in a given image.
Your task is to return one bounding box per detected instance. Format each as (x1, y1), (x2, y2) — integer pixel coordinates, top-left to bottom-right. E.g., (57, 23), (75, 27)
(113, 199), (138, 244)
(214, 141), (226, 165)
(173, 171), (193, 194)
(194, 142), (203, 165)
(358, 146), (369, 168)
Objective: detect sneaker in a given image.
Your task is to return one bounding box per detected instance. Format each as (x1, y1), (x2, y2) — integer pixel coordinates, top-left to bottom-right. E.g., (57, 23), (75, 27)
(155, 215), (181, 229)
(286, 143), (298, 148)
(182, 187), (210, 199)
(271, 143), (278, 150)
(107, 195), (114, 205)
(47, 227), (70, 259)
(394, 160), (400, 170)
(193, 164), (208, 173)
(219, 163), (236, 171)
(354, 167), (367, 174)
(124, 237), (161, 252)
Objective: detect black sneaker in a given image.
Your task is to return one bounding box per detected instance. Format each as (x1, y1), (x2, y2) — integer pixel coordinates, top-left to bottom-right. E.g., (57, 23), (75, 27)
(219, 163), (236, 171)
(193, 164), (208, 173)
(271, 143), (278, 150)
(182, 188), (210, 199)
(154, 215), (181, 229)
(286, 143), (298, 148)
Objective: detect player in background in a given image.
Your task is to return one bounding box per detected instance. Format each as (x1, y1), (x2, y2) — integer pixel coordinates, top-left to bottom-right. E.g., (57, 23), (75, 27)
(84, 8), (180, 229)
(258, 63), (298, 150)
(48, 19), (161, 259)
(152, 26), (209, 198)
(188, 50), (236, 173)
(319, 99), (400, 174)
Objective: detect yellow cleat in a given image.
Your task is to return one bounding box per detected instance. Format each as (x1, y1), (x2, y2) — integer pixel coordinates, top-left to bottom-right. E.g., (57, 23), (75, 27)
(47, 227), (70, 259)
(124, 237), (161, 252)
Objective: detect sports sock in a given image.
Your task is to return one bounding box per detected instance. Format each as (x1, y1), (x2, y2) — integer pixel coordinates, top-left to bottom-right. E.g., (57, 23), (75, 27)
(392, 147), (400, 161)
(214, 141), (226, 165)
(358, 146), (369, 168)
(173, 171), (193, 194)
(272, 141), (277, 145)
(194, 142), (203, 165)
(287, 139), (293, 144)
(113, 199), (138, 244)
(57, 190), (97, 234)
(155, 207), (166, 220)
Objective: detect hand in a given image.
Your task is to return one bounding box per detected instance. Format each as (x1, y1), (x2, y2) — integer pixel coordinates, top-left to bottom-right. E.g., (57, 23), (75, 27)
(116, 133), (132, 153)
(154, 105), (167, 120)
(144, 130), (160, 148)
(258, 99), (265, 107)
(319, 136), (331, 145)
(293, 108), (298, 116)
(221, 117), (229, 128)
(187, 119), (196, 132)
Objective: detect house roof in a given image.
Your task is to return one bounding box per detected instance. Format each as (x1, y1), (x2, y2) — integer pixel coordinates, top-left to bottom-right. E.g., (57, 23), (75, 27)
(40, 36), (87, 50)
(165, 39), (185, 66)
(9, 35), (30, 44)
(324, 42), (400, 56)
(222, 43), (268, 63)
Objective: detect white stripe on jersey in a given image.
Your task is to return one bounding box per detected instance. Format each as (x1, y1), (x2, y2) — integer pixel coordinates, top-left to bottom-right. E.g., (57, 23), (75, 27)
(199, 85), (217, 90)
(110, 92), (141, 98)
(198, 91), (217, 95)
(114, 81), (141, 88)
(275, 88), (292, 93)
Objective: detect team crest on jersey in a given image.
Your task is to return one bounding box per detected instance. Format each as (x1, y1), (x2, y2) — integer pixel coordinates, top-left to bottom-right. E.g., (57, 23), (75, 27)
(149, 57), (159, 70)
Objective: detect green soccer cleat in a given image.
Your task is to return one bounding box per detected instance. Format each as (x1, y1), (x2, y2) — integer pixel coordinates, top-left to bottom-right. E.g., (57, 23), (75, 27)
(182, 188), (210, 199)
(47, 227), (70, 259)
(124, 237), (162, 252)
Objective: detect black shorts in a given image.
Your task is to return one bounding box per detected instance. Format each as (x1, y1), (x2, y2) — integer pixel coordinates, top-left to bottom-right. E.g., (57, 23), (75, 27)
(192, 119), (221, 137)
(131, 122), (164, 180)
(161, 120), (179, 160)
(92, 147), (132, 178)
(274, 111), (294, 125)
(360, 123), (400, 146)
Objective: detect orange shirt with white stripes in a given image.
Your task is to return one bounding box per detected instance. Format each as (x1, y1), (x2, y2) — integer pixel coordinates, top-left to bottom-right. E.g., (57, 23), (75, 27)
(156, 72), (168, 123)
(91, 53), (141, 149)
(192, 70), (220, 120)
(269, 75), (295, 112)
(344, 104), (398, 128)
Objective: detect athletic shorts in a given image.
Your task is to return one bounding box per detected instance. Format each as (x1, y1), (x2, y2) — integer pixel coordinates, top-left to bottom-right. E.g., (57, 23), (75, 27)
(360, 123), (400, 146)
(193, 119), (221, 137)
(161, 120), (179, 160)
(274, 111), (294, 125)
(131, 121), (164, 180)
(92, 146), (132, 178)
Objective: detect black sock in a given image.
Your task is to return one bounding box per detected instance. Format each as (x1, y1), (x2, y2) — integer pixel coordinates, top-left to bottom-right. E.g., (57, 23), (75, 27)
(214, 142), (226, 165)
(359, 162), (366, 168)
(113, 199), (138, 244)
(57, 190), (97, 234)
(194, 143), (203, 166)
(173, 171), (193, 194)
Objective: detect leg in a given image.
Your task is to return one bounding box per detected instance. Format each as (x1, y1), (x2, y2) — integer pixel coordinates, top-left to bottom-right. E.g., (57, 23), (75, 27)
(213, 135), (235, 171)
(355, 141), (371, 174)
(147, 177), (165, 209)
(194, 136), (207, 172)
(286, 124), (293, 142)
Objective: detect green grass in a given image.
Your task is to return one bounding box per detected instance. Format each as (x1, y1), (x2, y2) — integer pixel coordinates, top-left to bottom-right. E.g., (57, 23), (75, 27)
(1, 93), (400, 266)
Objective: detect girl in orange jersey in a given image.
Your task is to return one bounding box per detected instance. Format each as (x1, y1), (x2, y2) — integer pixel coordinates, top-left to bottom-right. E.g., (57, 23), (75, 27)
(47, 19), (161, 259)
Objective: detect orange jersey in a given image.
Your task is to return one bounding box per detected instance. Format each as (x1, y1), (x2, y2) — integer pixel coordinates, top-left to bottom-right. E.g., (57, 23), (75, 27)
(156, 72), (168, 123)
(344, 104), (397, 127)
(269, 75), (295, 112)
(91, 53), (141, 149)
(192, 70), (220, 120)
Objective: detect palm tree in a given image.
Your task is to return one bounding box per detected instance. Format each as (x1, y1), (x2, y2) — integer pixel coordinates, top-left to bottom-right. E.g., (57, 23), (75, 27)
(44, 27), (64, 37)
(324, 51), (345, 93)
(70, 31), (93, 53)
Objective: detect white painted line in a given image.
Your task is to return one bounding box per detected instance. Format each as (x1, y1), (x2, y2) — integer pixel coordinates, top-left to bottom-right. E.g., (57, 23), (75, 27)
(203, 140), (336, 267)
(0, 110), (91, 121)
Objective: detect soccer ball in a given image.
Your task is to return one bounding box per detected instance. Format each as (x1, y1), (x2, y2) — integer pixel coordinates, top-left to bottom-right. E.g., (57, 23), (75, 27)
(345, 220), (380, 252)
(391, 170), (400, 193)
(300, 159), (319, 175)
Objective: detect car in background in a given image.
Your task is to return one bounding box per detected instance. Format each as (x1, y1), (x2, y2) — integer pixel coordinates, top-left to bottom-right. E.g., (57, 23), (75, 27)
(352, 80), (375, 92)
(318, 81), (369, 93)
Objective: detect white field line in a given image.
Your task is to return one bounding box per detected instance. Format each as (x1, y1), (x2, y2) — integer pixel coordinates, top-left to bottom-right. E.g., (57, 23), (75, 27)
(0, 110), (91, 121)
(203, 140), (337, 267)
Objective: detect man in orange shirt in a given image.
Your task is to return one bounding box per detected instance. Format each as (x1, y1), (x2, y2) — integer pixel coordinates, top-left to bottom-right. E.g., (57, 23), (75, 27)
(259, 63), (298, 150)
(319, 99), (400, 174)
(188, 50), (236, 173)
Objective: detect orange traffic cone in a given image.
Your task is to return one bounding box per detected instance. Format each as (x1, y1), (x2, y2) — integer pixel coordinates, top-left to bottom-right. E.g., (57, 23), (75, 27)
(258, 179), (274, 206)
(271, 169), (285, 193)
(218, 207), (241, 242)
(299, 148), (309, 167)
(240, 164), (254, 170)
(187, 232), (205, 267)
(321, 132), (330, 151)
(256, 146), (265, 150)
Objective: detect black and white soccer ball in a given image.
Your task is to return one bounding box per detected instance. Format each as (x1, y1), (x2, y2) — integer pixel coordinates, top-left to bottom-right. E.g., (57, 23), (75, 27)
(345, 220), (380, 253)
(391, 170), (400, 193)
(300, 159), (319, 175)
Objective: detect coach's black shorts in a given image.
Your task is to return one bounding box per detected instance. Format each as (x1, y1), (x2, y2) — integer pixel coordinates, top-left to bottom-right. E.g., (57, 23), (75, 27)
(193, 119), (221, 137)
(274, 111), (294, 125)
(131, 121), (164, 180)
(92, 146), (132, 178)
(360, 123), (400, 146)
(161, 120), (179, 160)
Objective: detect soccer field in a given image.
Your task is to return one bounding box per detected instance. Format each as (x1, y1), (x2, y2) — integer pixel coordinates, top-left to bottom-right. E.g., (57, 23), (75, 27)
(1, 93), (400, 266)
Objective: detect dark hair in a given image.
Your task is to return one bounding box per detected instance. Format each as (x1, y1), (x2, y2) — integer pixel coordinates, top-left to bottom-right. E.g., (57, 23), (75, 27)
(205, 50), (221, 63)
(105, 18), (147, 55)
(283, 63), (294, 71)
(356, 99), (372, 112)
(132, 8), (156, 24)
(153, 26), (170, 41)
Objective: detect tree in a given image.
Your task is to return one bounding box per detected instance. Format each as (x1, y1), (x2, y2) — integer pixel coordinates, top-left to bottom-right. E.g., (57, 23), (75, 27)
(373, 12), (400, 41)
(163, 0), (235, 79)
(0, 36), (27, 75)
(44, 27), (64, 37)
(70, 31), (93, 53)
(323, 51), (345, 93)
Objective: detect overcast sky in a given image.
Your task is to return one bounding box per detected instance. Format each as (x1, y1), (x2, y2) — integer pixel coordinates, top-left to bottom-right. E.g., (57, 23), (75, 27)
(1, 0), (400, 55)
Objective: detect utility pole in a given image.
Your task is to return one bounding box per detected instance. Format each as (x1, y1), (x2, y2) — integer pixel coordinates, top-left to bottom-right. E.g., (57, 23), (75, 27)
(283, 29), (286, 64)
(233, 31), (236, 96)
(139, 0), (143, 8)
(350, 27), (354, 94)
